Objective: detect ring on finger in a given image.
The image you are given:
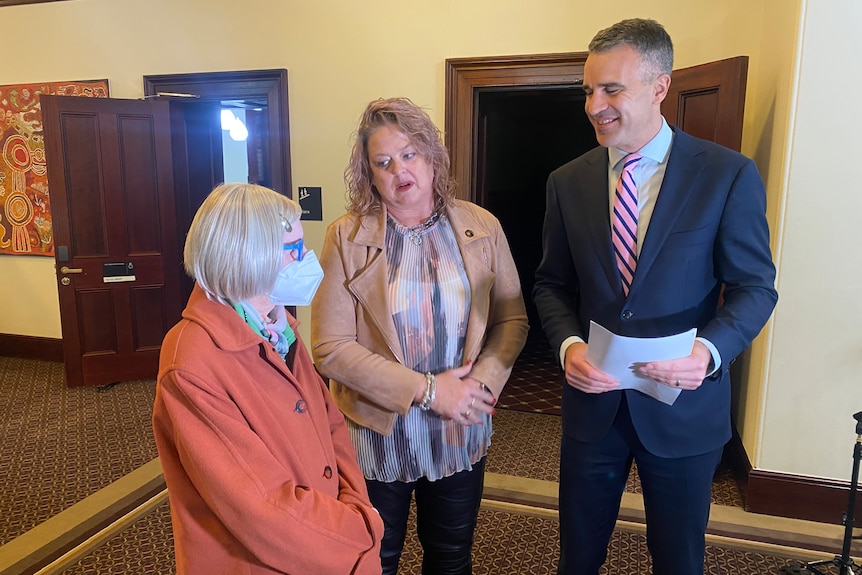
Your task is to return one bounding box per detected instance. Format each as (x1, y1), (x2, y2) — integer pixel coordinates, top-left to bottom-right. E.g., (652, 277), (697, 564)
(465, 408), (472, 419)
(470, 397), (475, 408)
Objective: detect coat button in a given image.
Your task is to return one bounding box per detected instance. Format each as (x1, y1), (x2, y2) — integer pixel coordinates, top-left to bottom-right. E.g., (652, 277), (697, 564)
(622, 310), (633, 320)
(465, 230), (474, 237)
(294, 400), (307, 413)
(323, 466), (333, 479)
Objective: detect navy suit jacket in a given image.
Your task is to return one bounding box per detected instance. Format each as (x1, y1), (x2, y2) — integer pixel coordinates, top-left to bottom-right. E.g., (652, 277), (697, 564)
(533, 127), (778, 458)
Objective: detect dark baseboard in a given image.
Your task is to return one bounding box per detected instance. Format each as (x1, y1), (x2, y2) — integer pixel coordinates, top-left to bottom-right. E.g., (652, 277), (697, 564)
(0, 333), (63, 363)
(747, 469), (861, 525)
(725, 428), (858, 525)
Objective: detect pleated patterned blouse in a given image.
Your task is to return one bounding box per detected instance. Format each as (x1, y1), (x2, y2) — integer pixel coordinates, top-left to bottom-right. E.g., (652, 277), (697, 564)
(347, 213), (493, 483)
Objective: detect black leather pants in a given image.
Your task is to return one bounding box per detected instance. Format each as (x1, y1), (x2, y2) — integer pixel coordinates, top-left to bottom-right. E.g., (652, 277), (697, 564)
(366, 457), (486, 575)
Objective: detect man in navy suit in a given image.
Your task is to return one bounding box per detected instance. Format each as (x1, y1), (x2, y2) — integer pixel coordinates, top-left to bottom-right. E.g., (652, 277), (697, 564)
(533, 18), (778, 575)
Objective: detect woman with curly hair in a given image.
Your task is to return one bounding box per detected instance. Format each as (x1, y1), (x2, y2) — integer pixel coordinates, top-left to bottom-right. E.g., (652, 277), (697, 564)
(311, 98), (528, 575)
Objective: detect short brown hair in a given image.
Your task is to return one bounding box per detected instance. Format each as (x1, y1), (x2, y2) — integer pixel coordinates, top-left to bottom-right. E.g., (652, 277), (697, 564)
(589, 18), (674, 81)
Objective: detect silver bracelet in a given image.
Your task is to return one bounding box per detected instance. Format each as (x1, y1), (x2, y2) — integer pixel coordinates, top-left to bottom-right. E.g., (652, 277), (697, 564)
(419, 372), (436, 411)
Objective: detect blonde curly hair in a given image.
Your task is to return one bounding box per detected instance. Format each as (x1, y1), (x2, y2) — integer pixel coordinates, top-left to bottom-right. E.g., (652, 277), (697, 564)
(344, 97), (456, 216)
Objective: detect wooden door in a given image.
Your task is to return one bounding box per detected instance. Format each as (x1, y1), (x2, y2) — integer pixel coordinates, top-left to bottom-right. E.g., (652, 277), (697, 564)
(662, 56), (748, 152)
(42, 95), (183, 387)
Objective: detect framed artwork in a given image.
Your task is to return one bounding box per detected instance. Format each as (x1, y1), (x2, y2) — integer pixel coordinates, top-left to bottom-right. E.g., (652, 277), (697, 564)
(0, 79), (108, 256)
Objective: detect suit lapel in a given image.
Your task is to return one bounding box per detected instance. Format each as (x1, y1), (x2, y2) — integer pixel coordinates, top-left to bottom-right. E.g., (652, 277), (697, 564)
(579, 148), (622, 293)
(632, 131), (705, 292)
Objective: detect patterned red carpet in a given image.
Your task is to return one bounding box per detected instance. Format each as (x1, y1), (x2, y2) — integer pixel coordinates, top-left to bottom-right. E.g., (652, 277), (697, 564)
(61, 500), (802, 575)
(0, 357), (158, 546)
(498, 331), (561, 415)
(0, 356), (795, 574)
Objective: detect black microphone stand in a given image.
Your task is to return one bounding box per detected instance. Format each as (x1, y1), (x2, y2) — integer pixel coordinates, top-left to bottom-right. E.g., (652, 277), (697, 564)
(783, 411), (862, 574)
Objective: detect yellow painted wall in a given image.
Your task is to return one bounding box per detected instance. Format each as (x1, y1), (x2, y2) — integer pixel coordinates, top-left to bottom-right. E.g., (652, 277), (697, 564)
(757, 0), (862, 478)
(5, 0), (847, 481)
(736, 0), (803, 473)
(0, 0), (770, 338)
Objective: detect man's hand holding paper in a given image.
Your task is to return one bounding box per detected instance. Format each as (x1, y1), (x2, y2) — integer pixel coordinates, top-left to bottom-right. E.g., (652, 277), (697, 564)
(634, 340), (712, 392)
(584, 321), (699, 405)
(563, 342), (622, 394)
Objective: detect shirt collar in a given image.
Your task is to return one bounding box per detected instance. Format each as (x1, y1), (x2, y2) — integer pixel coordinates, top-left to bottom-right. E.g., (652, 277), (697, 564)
(608, 117), (673, 169)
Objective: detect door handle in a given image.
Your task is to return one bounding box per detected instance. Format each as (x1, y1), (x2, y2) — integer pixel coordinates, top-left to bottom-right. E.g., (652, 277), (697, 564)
(60, 266), (83, 274)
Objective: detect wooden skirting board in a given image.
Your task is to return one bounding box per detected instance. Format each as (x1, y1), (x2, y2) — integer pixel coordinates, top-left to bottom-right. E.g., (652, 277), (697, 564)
(0, 333), (63, 363)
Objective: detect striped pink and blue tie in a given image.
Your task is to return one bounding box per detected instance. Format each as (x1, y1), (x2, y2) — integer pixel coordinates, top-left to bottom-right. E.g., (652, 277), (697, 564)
(612, 153), (643, 296)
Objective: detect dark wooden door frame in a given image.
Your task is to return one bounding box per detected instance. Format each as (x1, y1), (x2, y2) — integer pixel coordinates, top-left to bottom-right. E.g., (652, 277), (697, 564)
(445, 53), (587, 202)
(143, 69), (293, 197)
(444, 53), (749, 199)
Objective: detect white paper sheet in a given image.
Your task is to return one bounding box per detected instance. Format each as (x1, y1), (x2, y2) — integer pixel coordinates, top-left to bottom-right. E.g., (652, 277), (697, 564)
(586, 321), (696, 406)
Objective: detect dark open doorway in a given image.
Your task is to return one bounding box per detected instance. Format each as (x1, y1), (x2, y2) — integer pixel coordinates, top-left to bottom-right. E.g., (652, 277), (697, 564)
(143, 69), (292, 215)
(444, 54), (590, 411)
(472, 85), (598, 413)
(476, 86), (596, 329)
(143, 69), (292, 307)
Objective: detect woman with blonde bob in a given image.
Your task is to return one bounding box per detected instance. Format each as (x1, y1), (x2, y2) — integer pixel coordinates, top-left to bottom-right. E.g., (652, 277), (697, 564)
(311, 98), (529, 574)
(153, 183), (383, 575)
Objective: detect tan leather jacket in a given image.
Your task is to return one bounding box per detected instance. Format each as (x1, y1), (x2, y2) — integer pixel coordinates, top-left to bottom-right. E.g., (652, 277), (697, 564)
(311, 200), (528, 436)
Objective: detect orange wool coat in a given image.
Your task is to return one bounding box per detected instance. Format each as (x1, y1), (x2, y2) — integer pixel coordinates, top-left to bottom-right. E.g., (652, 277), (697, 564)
(153, 286), (383, 575)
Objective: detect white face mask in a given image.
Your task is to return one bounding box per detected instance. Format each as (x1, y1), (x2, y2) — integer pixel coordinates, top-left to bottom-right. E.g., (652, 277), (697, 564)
(268, 250), (324, 306)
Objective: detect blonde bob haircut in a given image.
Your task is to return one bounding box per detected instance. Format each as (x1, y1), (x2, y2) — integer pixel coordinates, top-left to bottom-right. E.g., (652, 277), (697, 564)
(183, 183), (302, 305)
